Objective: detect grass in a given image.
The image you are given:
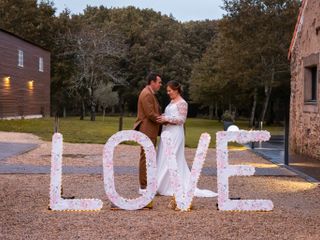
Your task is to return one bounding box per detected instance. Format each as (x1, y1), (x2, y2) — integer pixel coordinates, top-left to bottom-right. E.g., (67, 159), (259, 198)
(0, 116), (284, 148)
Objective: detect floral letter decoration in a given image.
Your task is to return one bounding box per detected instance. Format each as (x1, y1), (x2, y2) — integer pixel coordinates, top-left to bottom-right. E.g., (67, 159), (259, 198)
(49, 133), (103, 211)
(216, 130), (274, 211)
(50, 130), (275, 212)
(161, 131), (213, 211)
(103, 130), (157, 210)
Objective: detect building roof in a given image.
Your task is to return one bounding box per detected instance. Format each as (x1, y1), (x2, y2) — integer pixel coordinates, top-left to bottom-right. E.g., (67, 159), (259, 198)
(288, 0), (308, 60)
(0, 28), (50, 52)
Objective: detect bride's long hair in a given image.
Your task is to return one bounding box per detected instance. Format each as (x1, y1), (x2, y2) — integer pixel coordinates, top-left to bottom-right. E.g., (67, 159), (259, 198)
(166, 80), (182, 94)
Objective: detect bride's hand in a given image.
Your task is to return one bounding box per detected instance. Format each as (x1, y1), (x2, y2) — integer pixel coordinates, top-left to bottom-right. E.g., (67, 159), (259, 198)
(156, 116), (167, 124)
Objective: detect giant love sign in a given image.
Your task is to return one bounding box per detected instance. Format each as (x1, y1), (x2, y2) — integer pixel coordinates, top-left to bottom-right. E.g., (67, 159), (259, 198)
(49, 130), (274, 212)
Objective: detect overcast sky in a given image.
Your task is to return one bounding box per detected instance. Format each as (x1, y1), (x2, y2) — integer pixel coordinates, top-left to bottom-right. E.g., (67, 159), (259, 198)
(51, 0), (225, 22)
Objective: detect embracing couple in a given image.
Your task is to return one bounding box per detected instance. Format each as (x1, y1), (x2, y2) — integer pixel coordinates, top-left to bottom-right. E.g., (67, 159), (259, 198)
(133, 72), (216, 209)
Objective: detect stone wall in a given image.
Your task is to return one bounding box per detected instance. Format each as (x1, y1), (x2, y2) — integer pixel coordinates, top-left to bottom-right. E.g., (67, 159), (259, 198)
(290, 0), (320, 160)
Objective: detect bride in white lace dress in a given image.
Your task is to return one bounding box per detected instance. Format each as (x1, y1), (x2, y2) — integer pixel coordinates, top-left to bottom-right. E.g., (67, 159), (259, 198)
(156, 81), (217, 198)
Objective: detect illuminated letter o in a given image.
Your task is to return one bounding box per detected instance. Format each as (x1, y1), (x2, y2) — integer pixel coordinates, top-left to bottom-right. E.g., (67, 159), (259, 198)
(103, 130), (157, 210)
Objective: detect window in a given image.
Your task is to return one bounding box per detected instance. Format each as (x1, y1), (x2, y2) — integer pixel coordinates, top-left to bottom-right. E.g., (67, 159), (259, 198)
(311, 67), (317, 101)
(18, 50), (24, 67)
(303, 53), (319, 113)
(39, 57), (44, 72)
(304, 66), (318, 103)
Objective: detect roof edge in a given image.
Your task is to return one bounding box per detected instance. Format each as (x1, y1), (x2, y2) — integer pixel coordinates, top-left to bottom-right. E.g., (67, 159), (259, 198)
(288, 0), (308, 60)
(0, 28), (51, 53)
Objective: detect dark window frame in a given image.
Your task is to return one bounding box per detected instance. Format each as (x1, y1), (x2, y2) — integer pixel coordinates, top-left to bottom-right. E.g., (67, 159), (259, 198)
(303, 53), (319, 106)
(304, 65), (318, 103)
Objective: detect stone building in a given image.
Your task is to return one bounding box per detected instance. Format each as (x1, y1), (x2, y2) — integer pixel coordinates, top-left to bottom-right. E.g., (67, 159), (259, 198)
(288, 0), (320, 160)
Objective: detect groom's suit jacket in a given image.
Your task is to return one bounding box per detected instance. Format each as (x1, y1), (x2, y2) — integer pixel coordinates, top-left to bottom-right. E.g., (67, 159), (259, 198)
(133, 86), (161, 140)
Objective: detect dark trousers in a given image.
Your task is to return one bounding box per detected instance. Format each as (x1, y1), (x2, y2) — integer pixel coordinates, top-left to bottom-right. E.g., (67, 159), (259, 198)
(139, 137), (157, 189)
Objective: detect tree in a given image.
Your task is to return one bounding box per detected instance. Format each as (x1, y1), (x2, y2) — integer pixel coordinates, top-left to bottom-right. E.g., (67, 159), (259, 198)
(182, 20), (218, 61)
(221, 0), (300, 124)
(64, 23), (128, 121)
(51, 6), (218, 116)
(0, 0), (57, 49)
(191, 0), (300, 124)
(50, 10), (79, 117)
(94, 83), (119, 120)
(190, 39), (223, 119)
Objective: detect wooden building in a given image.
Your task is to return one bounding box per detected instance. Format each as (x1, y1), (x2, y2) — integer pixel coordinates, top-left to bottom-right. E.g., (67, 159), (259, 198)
(288, 0), (320, 160)
(0, 28), (50, 119)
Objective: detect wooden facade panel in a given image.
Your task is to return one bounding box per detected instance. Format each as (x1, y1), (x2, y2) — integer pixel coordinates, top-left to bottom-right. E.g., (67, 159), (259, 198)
(0, 29), (50, 118)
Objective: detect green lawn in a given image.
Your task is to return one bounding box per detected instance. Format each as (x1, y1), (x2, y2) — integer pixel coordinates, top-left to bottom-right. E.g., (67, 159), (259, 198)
(0, 117), (283, 148)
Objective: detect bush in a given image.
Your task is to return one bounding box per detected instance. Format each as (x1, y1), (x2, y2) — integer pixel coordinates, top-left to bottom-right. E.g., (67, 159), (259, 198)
(222, 110), (234, 122)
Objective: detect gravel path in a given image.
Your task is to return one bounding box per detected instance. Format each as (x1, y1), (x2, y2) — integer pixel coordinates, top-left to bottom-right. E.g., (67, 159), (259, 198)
(0, 132), (319, 240)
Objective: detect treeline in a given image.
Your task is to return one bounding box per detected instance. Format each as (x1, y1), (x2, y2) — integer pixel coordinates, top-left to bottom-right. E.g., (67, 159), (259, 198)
(0, 0), (300, 125)
(190, 0), (300, 125)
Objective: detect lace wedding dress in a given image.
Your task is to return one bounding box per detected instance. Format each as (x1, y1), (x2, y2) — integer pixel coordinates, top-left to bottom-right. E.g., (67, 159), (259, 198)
(156, 99), (217, 197)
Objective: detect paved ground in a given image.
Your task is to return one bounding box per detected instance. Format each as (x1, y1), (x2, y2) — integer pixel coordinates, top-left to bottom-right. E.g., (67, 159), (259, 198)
(0, 142), (38, 161)
(249, 138), (285, 165)
(0, 164), (297, 176)
(0, 142), (296, 177)
(248, 135), (320, 182)
(289, 154), (320, 182)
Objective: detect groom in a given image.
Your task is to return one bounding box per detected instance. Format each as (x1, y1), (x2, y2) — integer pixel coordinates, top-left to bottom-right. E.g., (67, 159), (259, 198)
(133, 72), (162, 200)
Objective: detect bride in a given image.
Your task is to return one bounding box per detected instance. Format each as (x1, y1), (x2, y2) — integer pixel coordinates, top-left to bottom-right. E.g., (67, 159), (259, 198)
(156, 80), (217, 198)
